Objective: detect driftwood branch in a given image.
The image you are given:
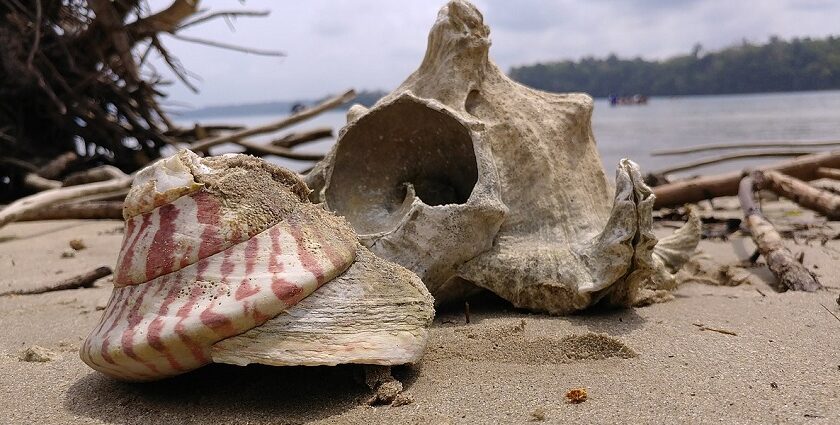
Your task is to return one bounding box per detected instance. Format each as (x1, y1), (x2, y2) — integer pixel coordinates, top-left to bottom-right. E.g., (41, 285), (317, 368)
(652, 139), (840, 156)
(15, 201), (124, 222)
(191, 90), (356, 153)
(0, 267), (113, 296)
(169, 33), (285, 57)
(23, 173), (62, 192)
(650, 149), (818, 176)
(36, 152), (78, 179)
(177, 10), (271, 31)
(271, 127), (333, 148)
(738, 174), (821, 292)
(237, 141), (325, 161)
(757, 171), (840, 220)
(653, 150), (840, 208)
(816, 167), (840, 181)
(0, 177), (132, 229)
(62, 166), (129, 186)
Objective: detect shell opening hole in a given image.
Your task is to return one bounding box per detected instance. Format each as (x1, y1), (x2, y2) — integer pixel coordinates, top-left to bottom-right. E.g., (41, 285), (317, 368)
(326, 97), (479, 235)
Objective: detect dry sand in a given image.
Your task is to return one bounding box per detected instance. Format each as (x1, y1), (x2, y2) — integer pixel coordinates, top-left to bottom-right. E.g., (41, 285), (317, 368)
(1, 198), (839, 424)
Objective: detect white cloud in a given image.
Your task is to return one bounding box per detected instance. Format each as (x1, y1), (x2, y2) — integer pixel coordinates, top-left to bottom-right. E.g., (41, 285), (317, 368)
(145, 0), (840, 107)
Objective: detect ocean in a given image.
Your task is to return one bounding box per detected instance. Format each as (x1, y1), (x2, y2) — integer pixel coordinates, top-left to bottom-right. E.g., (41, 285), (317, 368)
(175, 90), (840, 178)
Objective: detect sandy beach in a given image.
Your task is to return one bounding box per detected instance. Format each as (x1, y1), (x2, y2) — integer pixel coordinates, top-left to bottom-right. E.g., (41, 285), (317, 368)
(1, 196), (839, 424)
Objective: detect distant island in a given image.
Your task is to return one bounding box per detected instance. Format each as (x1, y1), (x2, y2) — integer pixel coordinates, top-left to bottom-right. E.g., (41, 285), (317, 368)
(180, 89), (388, 119)
(509, 35), (840, 97)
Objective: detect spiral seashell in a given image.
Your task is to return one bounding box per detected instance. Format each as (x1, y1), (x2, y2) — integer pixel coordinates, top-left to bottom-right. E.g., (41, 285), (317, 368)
(81, 150), (434, 381)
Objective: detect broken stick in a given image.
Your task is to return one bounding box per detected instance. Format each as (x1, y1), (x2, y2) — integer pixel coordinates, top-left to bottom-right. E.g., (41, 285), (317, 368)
(0, 266), (112, 296)
(191, 90), (355, 153)
(271, 127), (333, 148)
(650, 149), (818, 176)
(816, 167), (840, 181)
(757, 171), (840, 220)
(652, 139), (840, 156)
(738, 173), (821, 292)
(16, 201), (123, 221)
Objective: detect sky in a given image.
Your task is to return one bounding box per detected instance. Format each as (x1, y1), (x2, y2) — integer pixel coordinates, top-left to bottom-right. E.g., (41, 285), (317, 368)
(144, 0), (840, 107)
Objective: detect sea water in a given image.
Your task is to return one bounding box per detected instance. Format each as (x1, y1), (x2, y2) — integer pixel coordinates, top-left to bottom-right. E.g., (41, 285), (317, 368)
(176, 90), (840, 178)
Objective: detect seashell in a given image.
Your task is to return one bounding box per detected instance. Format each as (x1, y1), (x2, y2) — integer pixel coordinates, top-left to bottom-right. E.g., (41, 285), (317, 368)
(81, 150), (434, 381)
(306, 0), (700, 314)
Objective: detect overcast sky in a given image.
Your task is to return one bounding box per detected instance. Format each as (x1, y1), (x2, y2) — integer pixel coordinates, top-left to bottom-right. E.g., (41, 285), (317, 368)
(146, 0), (840, 107)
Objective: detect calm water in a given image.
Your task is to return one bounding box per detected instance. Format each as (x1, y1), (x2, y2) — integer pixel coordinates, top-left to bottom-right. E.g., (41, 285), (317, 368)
(177, 90), (840, 177)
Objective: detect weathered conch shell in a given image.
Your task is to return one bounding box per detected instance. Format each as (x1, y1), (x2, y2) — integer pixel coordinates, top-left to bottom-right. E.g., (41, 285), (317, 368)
(81, 150), (434, 381)
(307, 0), (700, 314)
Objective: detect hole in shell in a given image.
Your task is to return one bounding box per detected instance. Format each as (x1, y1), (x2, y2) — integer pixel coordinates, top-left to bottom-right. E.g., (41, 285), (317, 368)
(326, 96), (479, 235)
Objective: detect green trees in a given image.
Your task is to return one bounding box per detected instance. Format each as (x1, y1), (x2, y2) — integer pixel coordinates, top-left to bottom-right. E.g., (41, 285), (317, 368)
(508, 36), (840, 97)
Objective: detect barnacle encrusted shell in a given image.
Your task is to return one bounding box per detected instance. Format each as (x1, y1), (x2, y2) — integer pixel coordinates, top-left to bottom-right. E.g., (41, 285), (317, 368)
(306, 0), (700, 314)
(81, 150), (434, 381)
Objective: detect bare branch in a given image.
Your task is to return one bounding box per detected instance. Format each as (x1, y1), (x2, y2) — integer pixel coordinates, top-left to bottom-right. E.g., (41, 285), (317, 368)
(169, 33), (285, 57)
(177, 10), (270, 31)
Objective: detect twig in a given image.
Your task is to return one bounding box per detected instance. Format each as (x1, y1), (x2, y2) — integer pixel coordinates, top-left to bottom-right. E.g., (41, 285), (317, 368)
(692, 323), (738, 336)
(23, 173), (61, 192)
(37, 152), (78, 179)
(816, 167), (840, 181)
(169, 33), (284, 57)
(652, 139), (840, 156)
(177, 10), (270, 31)
(62, 166), (128, 186)
(191, 90), (356, 153)
(819, 304), (840, 324)
(755, 288), (766, 297)
(651, 149), (819, 176)
(271, 127), (333, 148)
(238, 140), (325, 161)
(0, 266), (112, 296)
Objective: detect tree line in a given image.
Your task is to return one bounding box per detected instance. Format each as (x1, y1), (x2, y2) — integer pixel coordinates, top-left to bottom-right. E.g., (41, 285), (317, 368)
(508, 36), (840, 97)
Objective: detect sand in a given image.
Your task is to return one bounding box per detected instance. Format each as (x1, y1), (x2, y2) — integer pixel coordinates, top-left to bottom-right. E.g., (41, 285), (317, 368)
(1, 199), (839, 424)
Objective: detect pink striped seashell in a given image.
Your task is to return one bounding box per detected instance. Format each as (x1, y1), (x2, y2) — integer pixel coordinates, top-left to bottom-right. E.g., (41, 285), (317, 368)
(81, 150), (434, 381)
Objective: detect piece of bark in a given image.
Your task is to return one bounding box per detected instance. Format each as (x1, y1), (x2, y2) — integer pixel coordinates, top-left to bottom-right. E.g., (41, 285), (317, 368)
(0, 177), (132, 229)
(16, 201), (123, 221)
(654, 150), (840, 208)
(652, 139), (840, 156)
(816, 167), (840, 181)
(738, 174), (821, 292)
(271, 127), (333, 148)
(191, 90), (355, 153)
(757, 170), (840, 220)
(0, 266), (112, 296)
(36, 152), (78, 179)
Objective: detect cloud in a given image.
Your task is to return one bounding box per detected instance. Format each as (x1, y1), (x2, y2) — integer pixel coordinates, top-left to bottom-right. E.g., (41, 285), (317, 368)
(145, 0), (840, 106)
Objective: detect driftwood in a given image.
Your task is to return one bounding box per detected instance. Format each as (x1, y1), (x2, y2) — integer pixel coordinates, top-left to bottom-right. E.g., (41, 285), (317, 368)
(0, 177), (132, 229)
(816, 167), (840, 181)
(650, 149), (818, 176)
(16, 201), (123, 222)
(654, 150), (840, 208)
(757, 171), (840, 220)
(23, 174), (62, 192)
(738, 174), (821, 292)
(652, 139), (840, 156)
(0, 267), (113, 297)
(36, 152), (79, 180)
(191, 90), (356, 153)
(238, 141), (325, 161)
(271, 127), (333, 148)
(63, 166), (129, 186)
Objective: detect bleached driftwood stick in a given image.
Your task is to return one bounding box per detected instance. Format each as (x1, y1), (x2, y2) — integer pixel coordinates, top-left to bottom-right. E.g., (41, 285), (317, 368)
(654, 150), (840, 208)
(271, 127), (333, 148)
(191, 90), (355, 153)
(0, 177), (131, 229)
(816, 167), (840, 181)
(757, 170), (840, 220)
(651, 149), (817, 176)
(738, 174), (821, 292)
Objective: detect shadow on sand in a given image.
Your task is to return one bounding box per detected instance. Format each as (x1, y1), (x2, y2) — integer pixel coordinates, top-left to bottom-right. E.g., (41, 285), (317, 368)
(64, 362), (420, 424)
